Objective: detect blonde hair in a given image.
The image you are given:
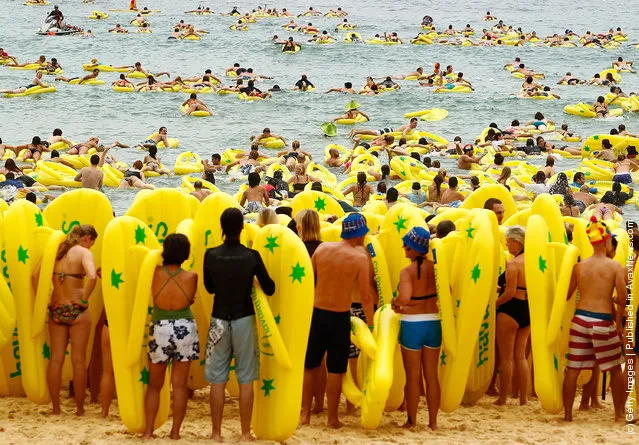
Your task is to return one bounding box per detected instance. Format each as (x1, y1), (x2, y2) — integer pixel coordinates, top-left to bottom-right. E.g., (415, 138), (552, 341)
(56, 224), (98, 260)
(295, 209), (321, 242)
(256, 208), (278, 227)
(505, 225), (525, 247)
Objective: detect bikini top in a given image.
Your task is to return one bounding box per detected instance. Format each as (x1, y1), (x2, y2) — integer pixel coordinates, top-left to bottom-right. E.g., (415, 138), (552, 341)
(52, 271), (86, 284)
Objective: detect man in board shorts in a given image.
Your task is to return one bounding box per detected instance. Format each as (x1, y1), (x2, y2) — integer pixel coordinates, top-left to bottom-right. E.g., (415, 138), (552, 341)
(563, 216), (627, 422)
(301, 213), (373, 428)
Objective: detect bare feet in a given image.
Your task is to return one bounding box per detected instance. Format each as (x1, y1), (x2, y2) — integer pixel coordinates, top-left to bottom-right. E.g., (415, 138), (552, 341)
(486, 387), (499, 397)
(428, 422), (438, 431)
(169, 430), (180, 440)
(142, 432), (153, 440)
(591, 401), (604, 409)
(76, 406), (85, 416)
(52, 407), (61, 415)
(519, 399), (528, 406)
(401, 420), (415, 429)
(494, 398), (507, 406)
(300, 411), (311, 425)
(564, 412), (573, 422)
(312, 404), (324, 414)
(239, 432), (255, 441)
(345, 401), (355, 416)
(327, 419), (344, 429)
(579, 403), (591, 411)
(209, 432), (223, 442)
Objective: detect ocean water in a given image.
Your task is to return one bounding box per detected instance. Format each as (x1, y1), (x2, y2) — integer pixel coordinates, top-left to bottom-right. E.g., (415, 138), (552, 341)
(1, 0), (638, 220)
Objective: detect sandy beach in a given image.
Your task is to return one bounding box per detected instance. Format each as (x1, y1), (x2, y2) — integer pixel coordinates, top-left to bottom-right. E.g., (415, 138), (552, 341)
(0, 388), (634, 445)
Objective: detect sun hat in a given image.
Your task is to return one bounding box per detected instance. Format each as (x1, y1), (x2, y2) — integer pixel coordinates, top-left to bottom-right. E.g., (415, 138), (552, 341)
(402, 226), (431, 254)
(341, 213), (369, 239)
(345, 100), (360, 110)
(320, 122), (337, 137)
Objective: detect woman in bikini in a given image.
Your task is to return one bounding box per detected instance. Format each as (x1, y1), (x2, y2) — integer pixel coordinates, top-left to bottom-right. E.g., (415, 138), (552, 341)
(593, 95), (609, 117)
(393, 227), (440, 430)
(119, 160), (154, 189)
(33, 224), (98, 415)
(15, 136), (48, 162)
(495, 226), (530, 406)
(142, 145), (171, 175)
(143, 234), (199, 440)
(342, 171), (374, 208)
(287, 164), (320, 195)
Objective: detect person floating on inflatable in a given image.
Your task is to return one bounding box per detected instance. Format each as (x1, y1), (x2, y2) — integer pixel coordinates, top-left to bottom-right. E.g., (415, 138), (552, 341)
(563, 217), (627, 422)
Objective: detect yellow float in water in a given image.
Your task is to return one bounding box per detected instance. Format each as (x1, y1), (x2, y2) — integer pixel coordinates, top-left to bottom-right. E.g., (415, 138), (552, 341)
(434, 85), (472, 93)
(179, 104), (211, 117)
(564, 103), (623, 118)
(3, 85), (55, 98)
(174, 151), (205, 175)
(68, 78), (105, 86)
(88, 11), (108, 19)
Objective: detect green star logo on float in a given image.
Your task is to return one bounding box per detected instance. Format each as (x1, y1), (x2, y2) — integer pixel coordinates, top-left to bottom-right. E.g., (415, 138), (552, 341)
(289, 262), (305, 283)
(538, 255), (547, 273)
(583, 145), (590, 152)
(264, 235), (279, 253)
(34, 213), (43, 227)
(42, 342), (50, 359)
(393, 215), (408, 233)
(440, 350), (447, 366)
(314, 197), (327, 212)
(1, 249), (5, 263)
(466, 224), (475, 239)
(111, 269), (124, 289)
(471, 263), (481, 284)
(593, 135), (599, 140)
(139, 367), (150, 384)
(134, 225), (147, 245)
(17, 246), (29, 264)
(274, 314), (281, 324)
(260, 379), (275, 396)
(553, 354), (558, 371)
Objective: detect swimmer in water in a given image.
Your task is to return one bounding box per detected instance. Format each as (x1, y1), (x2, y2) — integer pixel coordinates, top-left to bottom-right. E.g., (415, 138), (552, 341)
(108, 24), (129, 33)
(0, 71), (47, 95)
(55, 69), (100, 84)
(181, 93), (212, 115)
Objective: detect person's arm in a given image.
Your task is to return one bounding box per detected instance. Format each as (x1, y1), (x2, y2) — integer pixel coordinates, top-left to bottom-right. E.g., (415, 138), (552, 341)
(566, 267), (578, 301)
(97, 172), (103, 190)
(342, 184), (355, 196)
(262, 188), (270, 206)
(614, 264), (627, 332)
(98, 146), (111, 168)
(240, 190), (247, 206)
(393, 268), (412, 309)
(74, 169), (83, 182)
(35, 77), (46, 87)
(496, 263), (518, 306)
(254, 252), (275, 295)
(81, 249), (97, 303)
(203, 251), (216, 295)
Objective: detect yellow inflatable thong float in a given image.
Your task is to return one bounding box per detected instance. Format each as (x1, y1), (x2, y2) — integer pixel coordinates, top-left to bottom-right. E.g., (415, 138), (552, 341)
(101, 216), (170, 433)
(250, 225), (313, 441)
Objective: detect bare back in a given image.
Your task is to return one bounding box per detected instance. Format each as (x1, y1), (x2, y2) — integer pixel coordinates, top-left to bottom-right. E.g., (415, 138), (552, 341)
(151, 266), (198, 311)
(312, 241), (370, 312)
(398, 258), (438, 315)
(51, 245), (94, 306)
(572, 255), (624, 314)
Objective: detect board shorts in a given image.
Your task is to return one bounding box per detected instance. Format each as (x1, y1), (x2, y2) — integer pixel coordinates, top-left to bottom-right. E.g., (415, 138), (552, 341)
(239, 164), (256, 175)
(243, 201), (263, 214)
(305, 307), (350, 374)
(349, 303), (366, 359)
(612, 173), (632, 184)
(497, 298), (530, 328)
(148, 318), (200, 364)
(448, 200), (462, 208)
(376, 128), (394, 135)
(566, 309), (622, 372)
(204, 315), (259, 384)
(574, 200), (586, 214)
(399, 313), (442, 350)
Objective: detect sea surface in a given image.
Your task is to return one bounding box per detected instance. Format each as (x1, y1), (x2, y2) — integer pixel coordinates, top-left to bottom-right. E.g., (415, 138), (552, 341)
(1, 0), (639, 221)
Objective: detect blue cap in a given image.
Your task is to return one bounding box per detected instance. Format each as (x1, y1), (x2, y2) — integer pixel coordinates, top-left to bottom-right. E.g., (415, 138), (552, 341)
(341, 213), (369, 239)
(402, 227), (430, 254)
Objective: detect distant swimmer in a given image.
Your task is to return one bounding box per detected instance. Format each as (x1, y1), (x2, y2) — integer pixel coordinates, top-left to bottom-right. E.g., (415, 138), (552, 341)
(593, 96), (609, 117)
(612, 57), (635, 72)
(282, 19), (299, 30)
(0, 71), (47, 95)
(385, 32), (402, 43)
(182, 93), (212, 115)
(300, 6), (322, 17)
(119, 160), (155, 189)
(293, 74), (315, 91)
(251, 127), (287, 146)
(74, 154), (104, 190)
(392, 67), (425, 80)
(5, 54), (46, 68)
(330, 101), (370, 123)
(349, 117), (418, 139)
(202, 153), (222, 184)
(280, 36), (300, 52)
(557, 72), (583, 85)
(55, 69), (100, 84)
(239, 79), (271, 98)
(136, 126), (171, 150)
(483, 11), (497, 20)
(325, 82), (356, 94)
(457, 146), (486, 170)
(326, 7), (348, 17)
(190, 180), (211, 201)
(142, 146), (171, 175)
(112, 74), (134, 88)
(108, 24), (129, 33)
